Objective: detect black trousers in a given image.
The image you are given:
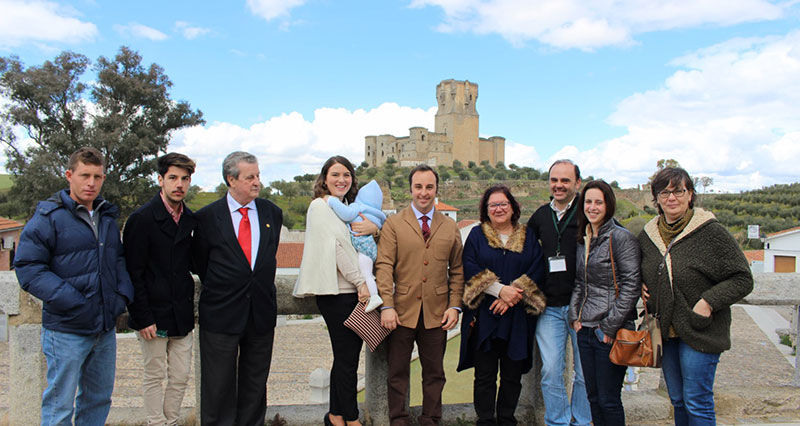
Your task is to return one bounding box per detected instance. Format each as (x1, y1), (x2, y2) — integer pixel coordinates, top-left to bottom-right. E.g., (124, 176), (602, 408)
(199, 315), (275, 426)
(473, 338), (525, 426)
(317, 293), (364, 421)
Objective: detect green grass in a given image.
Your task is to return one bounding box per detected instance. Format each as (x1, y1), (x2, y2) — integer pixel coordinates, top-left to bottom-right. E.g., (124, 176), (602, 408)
(358, 334), (475, 405)
(185, 191), (220, 211)
(0, 174), (13, 193)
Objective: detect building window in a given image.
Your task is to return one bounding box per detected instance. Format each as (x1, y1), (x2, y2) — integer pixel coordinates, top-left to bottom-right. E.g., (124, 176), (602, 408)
(422, 135), (425, 140)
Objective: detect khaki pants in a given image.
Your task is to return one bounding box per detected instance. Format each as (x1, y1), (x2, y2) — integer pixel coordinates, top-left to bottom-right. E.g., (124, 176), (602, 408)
(137, 330), (193, 426)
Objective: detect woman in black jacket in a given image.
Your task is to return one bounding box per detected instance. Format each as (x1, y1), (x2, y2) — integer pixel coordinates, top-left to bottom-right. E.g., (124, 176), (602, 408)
(569, 180), (641, 426)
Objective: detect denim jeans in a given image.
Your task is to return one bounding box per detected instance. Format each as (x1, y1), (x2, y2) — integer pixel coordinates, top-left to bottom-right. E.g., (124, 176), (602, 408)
(576, 328), (627, 426)
(535, 306), (592, 426)
(40, 328), (117, 426)
(662, 338), (720, 426)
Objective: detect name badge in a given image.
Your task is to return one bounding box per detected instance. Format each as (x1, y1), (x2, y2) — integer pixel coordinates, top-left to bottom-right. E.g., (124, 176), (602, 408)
(549, 256), (567, 273)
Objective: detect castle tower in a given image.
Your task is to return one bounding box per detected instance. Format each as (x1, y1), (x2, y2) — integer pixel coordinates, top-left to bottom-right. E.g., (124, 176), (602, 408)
(434, 80), (479, 166)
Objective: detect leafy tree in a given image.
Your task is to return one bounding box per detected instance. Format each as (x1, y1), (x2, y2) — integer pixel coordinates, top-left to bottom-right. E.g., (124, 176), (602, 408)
(495, 161), (505, 169)
(452, 159), (463, 169)
(478, 170), (491, 180)
(509, 170), (521, 179)
(508, 163), (519, 170)
(440, 170), (451, 181)
(480, 160), (490, 167)
(468, 161), (477, 169)
(648, 158), (681, 183)
(366, 167), (378, 178)
(185, 184), (201, 203)
(386, 156), (397, 165)
(459, 171), (471, 181)
(394, 175), (405, 188)
(494, 170), (506, 180)
(0, 47), (203, 218)
(215, 183), (228, 198)
(611, 180), (620, 189)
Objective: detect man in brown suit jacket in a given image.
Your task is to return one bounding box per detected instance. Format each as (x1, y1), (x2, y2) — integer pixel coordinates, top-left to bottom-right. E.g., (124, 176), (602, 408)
(377, 164), (465, 426)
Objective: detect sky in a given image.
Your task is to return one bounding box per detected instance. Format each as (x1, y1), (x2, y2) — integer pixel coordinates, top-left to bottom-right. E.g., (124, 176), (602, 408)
(2, 0), (800, 192)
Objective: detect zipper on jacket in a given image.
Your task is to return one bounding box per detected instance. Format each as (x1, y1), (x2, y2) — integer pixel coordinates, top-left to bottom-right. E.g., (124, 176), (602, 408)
(577, 235), (591, 322)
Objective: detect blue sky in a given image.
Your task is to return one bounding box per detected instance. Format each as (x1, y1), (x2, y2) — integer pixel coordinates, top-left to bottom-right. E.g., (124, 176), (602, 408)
(2, 0), (800, 191)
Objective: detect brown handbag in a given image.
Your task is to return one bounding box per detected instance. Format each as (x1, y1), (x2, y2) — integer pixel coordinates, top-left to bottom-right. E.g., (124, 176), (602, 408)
(607, 237), (663, 368)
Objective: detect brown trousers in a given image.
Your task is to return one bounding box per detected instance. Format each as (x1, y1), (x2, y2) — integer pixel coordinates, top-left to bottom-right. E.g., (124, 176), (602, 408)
(386, 311), (448, 426)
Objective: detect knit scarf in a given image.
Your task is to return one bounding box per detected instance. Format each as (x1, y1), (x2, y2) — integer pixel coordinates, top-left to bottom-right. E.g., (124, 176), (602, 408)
(657, 208), (694, 246)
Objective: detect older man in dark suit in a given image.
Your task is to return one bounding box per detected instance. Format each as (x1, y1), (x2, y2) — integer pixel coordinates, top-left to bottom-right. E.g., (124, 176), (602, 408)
(193, 151), (282, 426)
(124, 152), (198, 426)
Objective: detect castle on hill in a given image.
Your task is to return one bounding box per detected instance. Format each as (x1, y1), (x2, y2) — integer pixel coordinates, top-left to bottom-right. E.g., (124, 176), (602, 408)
(364, 79), (505, 168)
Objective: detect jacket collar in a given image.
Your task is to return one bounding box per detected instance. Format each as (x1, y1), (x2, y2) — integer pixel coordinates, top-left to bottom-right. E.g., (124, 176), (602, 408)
(643, 207), (716, 255)
(41, 189), (117, 218)
(481, 222), (526, 253)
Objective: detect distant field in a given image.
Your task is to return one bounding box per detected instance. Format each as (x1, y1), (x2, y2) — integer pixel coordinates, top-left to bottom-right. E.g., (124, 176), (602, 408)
(0, 174), (13, 192)
(186, 191), (218, 211)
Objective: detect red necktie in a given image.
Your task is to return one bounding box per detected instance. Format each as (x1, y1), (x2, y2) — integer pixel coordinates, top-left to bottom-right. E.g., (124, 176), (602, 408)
(238, 207), (251, 265)
(421, 216), (431, 241)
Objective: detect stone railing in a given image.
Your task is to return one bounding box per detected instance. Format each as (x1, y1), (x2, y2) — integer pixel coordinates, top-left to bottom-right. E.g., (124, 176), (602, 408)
(3, 271), (798, 425)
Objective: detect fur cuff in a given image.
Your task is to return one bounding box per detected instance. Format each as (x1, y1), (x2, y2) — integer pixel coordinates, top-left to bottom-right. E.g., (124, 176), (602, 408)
(512, 274), (547, 315)
(463, 269), (499, 309)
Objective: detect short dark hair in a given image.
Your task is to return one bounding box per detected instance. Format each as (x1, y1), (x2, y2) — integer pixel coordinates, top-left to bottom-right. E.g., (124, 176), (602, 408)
(478, 184), (521, 227)
(577, 179), (616, 243)
(313, 156), (358, 203)
(408, 164), (439, 190)
(157, 152), (196, 176)
(549, 159), (581, 181)
(222, 151), (258, 186)
(68, 147), (105, 172)
(650, 167), (696, 214)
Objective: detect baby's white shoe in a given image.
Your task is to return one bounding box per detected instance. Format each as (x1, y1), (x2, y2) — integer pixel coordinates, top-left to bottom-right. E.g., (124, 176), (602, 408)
(365, 295), (383, 313)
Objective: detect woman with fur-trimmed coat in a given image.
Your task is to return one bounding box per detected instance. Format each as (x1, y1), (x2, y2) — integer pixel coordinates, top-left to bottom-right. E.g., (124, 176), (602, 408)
(457, 185), (547, 426)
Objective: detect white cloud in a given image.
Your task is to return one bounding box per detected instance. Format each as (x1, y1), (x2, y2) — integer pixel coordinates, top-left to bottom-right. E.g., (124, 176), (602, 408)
(559, 30), (800, 191)
(168, 103), (436, 189)
(113, 22), (168, 41)
(0, 0), (97, 48)
(174, 21), (211, 40)
(246, 0), (307, 21)
(411, 0), (786, 50)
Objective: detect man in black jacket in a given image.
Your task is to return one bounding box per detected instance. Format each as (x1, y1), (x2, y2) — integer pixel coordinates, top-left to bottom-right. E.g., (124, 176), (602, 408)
(193, 151), (282, 426)
(527, 159), (591, 426)
(124, 152), (198, 426)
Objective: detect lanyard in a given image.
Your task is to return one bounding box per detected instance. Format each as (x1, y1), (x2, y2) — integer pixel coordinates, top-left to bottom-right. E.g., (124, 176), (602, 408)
(551, 204), (577, 255)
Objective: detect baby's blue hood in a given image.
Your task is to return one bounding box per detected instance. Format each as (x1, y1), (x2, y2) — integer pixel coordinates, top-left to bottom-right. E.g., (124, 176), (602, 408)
(356, 180), (383, 209)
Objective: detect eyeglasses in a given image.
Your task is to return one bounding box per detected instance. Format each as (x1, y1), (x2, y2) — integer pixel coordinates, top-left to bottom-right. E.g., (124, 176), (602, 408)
(657, 188), (688, 199)
(488, 202), (510, 210)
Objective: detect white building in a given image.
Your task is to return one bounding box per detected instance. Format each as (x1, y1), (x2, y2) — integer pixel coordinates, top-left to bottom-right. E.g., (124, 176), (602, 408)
(764, 226), (800, 273)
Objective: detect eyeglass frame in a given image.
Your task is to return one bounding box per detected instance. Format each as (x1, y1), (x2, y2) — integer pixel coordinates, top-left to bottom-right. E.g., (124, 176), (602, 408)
(657, 188), (688, 199)
(488, 202), (511, 210)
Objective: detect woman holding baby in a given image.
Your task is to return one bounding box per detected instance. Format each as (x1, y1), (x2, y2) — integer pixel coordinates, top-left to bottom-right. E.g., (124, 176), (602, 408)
(293, 155), (382, 426)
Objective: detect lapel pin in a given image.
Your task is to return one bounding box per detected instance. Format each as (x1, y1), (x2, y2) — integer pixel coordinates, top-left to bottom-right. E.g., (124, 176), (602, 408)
(265, 223), (270, 228)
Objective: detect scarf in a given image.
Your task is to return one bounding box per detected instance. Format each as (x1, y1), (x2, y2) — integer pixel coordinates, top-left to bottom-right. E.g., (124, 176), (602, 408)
(657, 208), (694, 246)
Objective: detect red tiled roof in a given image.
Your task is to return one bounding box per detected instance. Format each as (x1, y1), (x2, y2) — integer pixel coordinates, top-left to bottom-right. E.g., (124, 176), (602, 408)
(435, 200), (459, 211)
(457, 219), (479, 229)
(276, 242), (304, 268)
(768, 226), (800, 238)
(743, 250), (764, 263)
(0, 217), (23, 231)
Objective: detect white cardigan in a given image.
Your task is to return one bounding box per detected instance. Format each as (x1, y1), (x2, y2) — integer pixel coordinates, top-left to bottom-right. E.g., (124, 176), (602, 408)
(293, 197), (361, 297)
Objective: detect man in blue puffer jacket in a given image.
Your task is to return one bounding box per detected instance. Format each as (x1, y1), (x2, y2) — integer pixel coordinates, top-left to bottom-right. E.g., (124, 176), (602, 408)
(15, 147), (134, 426)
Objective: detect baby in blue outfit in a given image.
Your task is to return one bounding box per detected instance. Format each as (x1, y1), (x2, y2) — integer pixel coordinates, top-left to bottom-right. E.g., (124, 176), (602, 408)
(327, 180), (387, 312)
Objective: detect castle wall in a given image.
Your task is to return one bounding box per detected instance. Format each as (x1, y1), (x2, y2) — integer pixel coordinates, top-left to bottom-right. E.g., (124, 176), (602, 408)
(365, 79), (502, 168)
(479, 136), (506, 166)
